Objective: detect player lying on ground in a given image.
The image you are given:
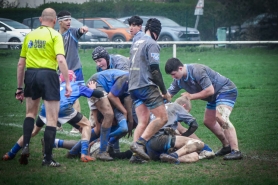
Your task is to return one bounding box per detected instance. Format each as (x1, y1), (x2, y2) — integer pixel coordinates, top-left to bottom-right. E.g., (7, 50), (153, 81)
(132, 96), (214, 164)
(2, 71), (104, 163)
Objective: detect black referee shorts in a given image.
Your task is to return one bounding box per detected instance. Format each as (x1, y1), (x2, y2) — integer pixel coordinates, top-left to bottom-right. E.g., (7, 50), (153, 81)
(24, 68), (60, 101)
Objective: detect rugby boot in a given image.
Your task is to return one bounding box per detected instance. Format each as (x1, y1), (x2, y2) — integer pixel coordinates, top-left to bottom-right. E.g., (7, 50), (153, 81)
(96, 151), (113, 161)
(159, 153), (180, 164)
(199, 150), (215, 160)
(19, 146), (30, 165)
(129, 154), (148, 164)
(2, 153), (13, 161)
(130, 141), (150, 161)
(223, 150), (243, 160)
(42, 158), (61, 167)
(215, 145), (231, 156)
(81, 155), (96, 162)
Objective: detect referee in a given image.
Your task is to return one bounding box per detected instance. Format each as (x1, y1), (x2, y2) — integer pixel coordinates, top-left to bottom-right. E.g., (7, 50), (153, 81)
(15, 8), (72, 167)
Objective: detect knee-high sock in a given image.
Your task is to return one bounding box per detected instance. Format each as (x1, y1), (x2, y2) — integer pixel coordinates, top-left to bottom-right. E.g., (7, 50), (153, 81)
(8, 143), (22, 158)
(44, 126), (56, 161)
(23, 117), (35, 147)
(99, 127), (111, 153)
(81, 140), (89, 156)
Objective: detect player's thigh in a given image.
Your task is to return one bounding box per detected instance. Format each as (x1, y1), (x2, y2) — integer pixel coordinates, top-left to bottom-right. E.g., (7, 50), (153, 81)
(174, 135), (194, 148)
(95, 97), (113, 116)
(204, 108), (217, 125)
(150, 103), (168, 122)
(135, 103), (150, 125)
(179, 152), (199, 163)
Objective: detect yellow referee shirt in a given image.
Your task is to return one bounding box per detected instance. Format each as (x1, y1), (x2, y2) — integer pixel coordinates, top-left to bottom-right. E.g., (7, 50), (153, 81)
(20, 26), (65, 70)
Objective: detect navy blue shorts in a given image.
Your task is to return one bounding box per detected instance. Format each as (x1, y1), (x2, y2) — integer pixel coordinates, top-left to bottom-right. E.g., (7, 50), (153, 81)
(130, 86), (164, 110)
(146, 135), (174, 161)
(207, 88), (238, 110)
(24, 68), (60, 101)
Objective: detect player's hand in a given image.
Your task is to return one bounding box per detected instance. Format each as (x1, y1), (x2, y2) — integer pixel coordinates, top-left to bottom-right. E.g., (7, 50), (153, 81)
(127, 129), (133, 138)
(162, 92), (171, 103)
(15, 90), (24, 103)
(80, 26), (88, 34)
(65, 84), (72, 97)
(181, 92), (192, 100)
(87, 81), (97, 90)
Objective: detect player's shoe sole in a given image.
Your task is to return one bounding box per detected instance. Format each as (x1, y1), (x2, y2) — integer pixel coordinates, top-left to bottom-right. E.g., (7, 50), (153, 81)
(130, 142), (150, 161)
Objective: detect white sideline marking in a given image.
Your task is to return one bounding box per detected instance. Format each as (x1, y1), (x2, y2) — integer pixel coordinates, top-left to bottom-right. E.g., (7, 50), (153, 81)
(0, 122), (132, 144)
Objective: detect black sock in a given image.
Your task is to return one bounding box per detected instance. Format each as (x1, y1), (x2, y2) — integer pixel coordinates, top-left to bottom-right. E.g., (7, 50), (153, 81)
(44, 126), (56, 161)
(23, 117), (35, 147)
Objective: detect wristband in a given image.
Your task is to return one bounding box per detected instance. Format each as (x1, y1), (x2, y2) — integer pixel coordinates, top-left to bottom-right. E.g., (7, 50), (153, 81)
(17, 88), (23, 90)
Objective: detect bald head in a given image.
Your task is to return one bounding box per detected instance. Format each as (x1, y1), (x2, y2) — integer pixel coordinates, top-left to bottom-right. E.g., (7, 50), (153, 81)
(40, 8), (57, 27)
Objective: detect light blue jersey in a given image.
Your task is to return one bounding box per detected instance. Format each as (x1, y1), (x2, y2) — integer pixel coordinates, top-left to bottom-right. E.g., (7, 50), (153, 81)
(88, 69), (129, 97)
(40, 81), (95, 117)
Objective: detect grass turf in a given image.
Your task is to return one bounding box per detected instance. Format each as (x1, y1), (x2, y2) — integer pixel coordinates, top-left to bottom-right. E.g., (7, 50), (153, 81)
(0, 46), (278, 185)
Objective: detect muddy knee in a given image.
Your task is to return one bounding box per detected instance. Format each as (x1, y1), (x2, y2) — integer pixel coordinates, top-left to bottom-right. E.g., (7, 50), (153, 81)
(216, 105), (234, 129)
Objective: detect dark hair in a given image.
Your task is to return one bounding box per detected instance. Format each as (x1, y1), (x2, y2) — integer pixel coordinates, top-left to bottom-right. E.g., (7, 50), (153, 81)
(165, 58), (184, 74)
(57, 10), (71, 18)
(145, 18), (161, 40)
(128, 16), (143, 26)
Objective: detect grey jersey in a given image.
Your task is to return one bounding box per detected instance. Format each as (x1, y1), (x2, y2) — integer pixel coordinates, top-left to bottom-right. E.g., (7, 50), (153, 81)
(96, 54), (129, 72)
(62, 28), (83, 71)
(132, 31), (145, 44)
(168, 64), (236, 102)
(130, 31), (145, 56)
(151, 103), (196, 137)
(129, 35), (161, 91)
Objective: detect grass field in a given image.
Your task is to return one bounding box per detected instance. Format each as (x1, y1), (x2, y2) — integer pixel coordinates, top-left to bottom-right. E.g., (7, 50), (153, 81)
(0, 47), (278, 185)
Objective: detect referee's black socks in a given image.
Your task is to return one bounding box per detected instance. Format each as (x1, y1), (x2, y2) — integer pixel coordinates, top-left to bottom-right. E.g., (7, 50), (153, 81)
(23, 117), (35, 147)
(44, 126), (56, 161)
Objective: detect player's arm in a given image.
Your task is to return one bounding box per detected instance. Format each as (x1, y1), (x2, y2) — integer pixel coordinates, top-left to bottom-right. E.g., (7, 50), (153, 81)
(180, 120), (198, 137)
(57, 54), (72, 97)
(79, 82), (104, 99)
(182, 85), (214, 100)
(16, 57), (26, 102)
(150, 64), (167, 94)
(107, 92), (127, 119)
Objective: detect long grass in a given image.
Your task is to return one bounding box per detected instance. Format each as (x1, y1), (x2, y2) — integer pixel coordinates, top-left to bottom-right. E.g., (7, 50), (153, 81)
(0, 46), (278, 185)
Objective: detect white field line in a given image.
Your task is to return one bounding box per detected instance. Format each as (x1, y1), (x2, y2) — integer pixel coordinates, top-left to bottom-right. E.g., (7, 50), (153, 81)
(0, 122), (132, 145)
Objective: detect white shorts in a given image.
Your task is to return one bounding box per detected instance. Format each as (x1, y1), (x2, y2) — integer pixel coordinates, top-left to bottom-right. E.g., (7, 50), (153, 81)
(87, 91), (108, 110)
(39, 110), (78, 125)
